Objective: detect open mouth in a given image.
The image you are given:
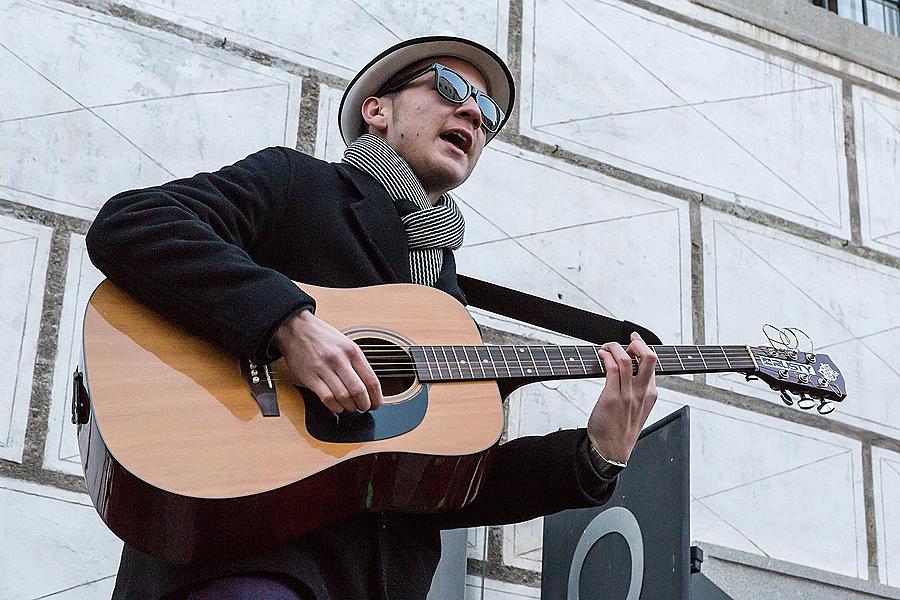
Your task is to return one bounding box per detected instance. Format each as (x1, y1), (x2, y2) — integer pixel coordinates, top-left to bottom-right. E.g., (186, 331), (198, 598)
(439, 130), (471, 154)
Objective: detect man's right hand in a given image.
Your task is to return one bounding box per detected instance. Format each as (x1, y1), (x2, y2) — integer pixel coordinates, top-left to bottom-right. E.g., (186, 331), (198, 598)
(274, 310), (383, 414)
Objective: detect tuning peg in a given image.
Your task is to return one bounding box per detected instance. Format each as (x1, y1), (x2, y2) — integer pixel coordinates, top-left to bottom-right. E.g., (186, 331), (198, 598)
(817, 400), (835, 415)
(779, 389), (794, 406)
(796, 393), (817, 410)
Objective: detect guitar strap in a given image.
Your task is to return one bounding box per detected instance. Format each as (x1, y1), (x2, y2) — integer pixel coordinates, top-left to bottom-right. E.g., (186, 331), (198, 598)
(456, 275), (662, 347)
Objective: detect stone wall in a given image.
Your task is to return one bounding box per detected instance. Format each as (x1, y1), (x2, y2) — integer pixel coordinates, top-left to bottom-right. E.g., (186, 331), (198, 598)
(1, 0), (899, 598)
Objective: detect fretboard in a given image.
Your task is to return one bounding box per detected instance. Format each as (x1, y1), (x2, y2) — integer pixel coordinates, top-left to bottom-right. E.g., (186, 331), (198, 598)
(409, 344), (756, 382)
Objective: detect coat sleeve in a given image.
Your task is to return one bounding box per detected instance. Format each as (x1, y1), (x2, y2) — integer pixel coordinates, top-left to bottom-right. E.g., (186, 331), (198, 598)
(85, 146), (315, 362)
(417, 428), (615, 531)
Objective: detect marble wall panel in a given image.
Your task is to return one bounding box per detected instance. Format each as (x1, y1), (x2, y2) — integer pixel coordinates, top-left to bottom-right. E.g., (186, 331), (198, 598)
(854, 86), (900, 259)
(454, 142), (691, 345)
(521, 0), (849, 238)
(0, 0), (300, 220)
(315, 84), (348, 163)
(0, 215), (51, 464)
(44, 235), (104, 475)
(0, 476), (121, 598)
(702, 209), (900, 440)
(873, 447), (900, 587)
(502, 384), (866, 577)
(117, 0), (509, 80)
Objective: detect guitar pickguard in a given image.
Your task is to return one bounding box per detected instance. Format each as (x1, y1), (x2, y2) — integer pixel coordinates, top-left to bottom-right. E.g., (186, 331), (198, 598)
(301, 384), (429, 443)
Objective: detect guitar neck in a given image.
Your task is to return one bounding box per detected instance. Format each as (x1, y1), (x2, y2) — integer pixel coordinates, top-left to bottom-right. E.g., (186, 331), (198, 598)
(409, 344), (756, 383)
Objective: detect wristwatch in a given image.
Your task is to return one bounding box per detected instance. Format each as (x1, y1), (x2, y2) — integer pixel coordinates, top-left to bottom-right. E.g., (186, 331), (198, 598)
(588, 444), (627, 481)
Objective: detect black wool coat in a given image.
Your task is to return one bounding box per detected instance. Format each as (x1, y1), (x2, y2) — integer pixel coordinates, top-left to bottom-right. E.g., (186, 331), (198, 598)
(86, 146), (613, 600)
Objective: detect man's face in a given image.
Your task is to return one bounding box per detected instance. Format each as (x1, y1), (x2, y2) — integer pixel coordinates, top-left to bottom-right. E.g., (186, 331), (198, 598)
(369, 57), (489, 199)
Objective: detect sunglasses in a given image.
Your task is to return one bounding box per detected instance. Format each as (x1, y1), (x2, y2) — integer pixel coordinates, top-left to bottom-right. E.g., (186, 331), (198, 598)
(377, 63), (505, 135)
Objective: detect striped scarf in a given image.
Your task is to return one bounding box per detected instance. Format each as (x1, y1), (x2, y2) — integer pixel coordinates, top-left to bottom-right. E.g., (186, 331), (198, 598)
(342, 134), (465, 286)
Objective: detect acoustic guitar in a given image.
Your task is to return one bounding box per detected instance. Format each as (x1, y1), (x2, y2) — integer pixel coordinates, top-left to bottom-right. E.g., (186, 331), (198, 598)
(73, 280), (846, 563)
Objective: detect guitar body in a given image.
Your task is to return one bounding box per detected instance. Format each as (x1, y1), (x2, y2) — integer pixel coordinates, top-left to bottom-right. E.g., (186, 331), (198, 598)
(78, 280), (504, 564)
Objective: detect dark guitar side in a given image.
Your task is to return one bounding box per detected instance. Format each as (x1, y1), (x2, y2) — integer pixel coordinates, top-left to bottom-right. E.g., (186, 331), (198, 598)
(77, 281), (504, 564)
(77, 411), (493, 564)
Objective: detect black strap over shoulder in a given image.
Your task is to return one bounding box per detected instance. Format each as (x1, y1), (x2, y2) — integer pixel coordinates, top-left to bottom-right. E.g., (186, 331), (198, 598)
(457, 274), (662, 347)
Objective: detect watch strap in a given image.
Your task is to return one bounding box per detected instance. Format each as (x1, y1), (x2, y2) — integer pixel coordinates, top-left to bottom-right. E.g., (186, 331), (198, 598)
(588, 444), (627, 481)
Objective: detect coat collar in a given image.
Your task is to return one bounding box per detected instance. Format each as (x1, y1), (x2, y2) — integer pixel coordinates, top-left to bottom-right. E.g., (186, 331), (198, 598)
(335, 163), (412, 283)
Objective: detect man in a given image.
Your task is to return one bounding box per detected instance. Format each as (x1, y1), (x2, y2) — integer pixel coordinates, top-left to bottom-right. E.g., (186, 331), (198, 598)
(86, 36), (658, 600)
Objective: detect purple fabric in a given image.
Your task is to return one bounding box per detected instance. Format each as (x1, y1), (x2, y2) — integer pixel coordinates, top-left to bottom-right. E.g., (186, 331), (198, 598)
(174, 574), (312, 600)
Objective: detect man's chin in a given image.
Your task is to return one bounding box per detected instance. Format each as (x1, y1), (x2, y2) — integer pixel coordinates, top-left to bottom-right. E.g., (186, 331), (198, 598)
(420, 161), (471, 197)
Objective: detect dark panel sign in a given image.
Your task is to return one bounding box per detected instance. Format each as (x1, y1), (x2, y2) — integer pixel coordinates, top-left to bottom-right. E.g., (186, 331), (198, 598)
(542, 407), (691, 600)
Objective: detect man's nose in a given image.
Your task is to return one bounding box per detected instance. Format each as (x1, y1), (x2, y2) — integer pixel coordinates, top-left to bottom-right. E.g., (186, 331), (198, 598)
(455, 95), (482, 130)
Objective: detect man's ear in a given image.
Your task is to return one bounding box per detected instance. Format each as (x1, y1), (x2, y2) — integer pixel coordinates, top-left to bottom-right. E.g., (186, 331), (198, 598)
(361, 96), (390, 133)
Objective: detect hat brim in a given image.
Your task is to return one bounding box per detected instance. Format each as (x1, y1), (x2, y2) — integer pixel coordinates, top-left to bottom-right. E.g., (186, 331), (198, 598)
(338, 36), (515, 146)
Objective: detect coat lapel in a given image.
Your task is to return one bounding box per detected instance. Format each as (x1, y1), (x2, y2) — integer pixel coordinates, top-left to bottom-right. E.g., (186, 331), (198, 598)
(336, 164), (412, 283)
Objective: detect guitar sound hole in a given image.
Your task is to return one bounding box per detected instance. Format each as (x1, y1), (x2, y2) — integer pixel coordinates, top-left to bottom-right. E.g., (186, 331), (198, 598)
(356, 337), (416, 397)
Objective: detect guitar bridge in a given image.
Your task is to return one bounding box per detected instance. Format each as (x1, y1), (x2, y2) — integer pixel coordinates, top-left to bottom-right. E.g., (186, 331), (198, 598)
(240, 359), (279, 417)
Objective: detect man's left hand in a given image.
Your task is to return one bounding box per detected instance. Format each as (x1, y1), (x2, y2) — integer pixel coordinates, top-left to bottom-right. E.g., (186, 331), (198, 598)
(586, 332), (659, 464)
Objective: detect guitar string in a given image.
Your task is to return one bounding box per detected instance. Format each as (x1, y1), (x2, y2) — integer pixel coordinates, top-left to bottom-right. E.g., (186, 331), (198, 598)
(352, 344), (758, 352)
(352, 354), (755, 365)
(266, 358), (754, 370)
(260, 347), (759, 378)
(266, 360), (755, 379)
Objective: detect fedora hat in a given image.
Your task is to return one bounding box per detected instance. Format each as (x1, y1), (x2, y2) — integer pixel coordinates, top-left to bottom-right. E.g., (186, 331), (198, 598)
(338, 35), (515, 146)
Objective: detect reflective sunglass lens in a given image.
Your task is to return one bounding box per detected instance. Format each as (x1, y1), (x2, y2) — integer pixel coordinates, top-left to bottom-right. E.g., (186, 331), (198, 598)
(437, 70), (469, 103)
(476, 95), (501, 132)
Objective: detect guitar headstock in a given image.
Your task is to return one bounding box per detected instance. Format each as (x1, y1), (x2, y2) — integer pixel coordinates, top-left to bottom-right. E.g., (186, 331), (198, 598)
(748, 346), (847, 414)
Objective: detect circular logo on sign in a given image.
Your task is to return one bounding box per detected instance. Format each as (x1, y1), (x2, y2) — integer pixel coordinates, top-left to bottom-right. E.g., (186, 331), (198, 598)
(567, 506), (644, 600)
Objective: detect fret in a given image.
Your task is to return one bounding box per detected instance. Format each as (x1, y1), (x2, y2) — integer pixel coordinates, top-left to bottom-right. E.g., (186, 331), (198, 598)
(469, 346), (488, 379)
(724, 345), (755, 370)
(472, 346), (488, 379)
(519, 346), (539, 376)
(546, 346), (569, 376)
(671, 346), (687, 372)
(577, 346), (602, 375)
(696, 345), (708, 370)
(425, 346), (443, 380)
(673, 346), (705, 372)
(540, 346), (556, 376)
(461, 346), (473, 379)
(704, 345), (732, 372)
(488, 345), (511, 378)
(720, 346), (733, 369)
(501, 345), (525, 377)
(454, 346), (475, 380)
(441, 346), (459, 380)
(574, 346), (589, 374)
(558, 346), (583, 375)
(448, 346), (460, 379)
(410, 346), (432, 380)
(652, 346), (678, 374)
(527, 346), (548, 377)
